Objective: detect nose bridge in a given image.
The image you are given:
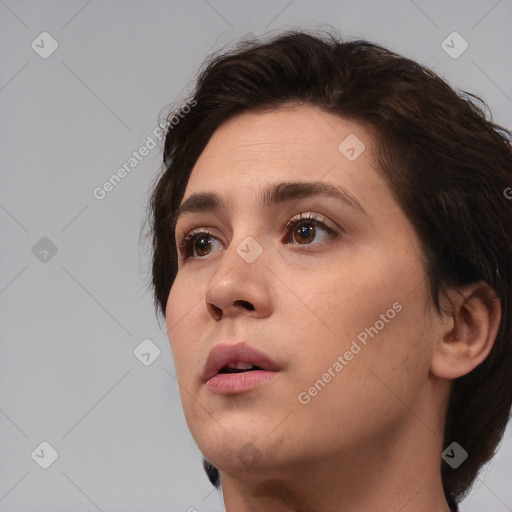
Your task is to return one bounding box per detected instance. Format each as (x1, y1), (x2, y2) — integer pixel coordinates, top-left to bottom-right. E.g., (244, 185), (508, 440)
(214, 229), (266, 287)
(225, 209), (267, 265)
(204, 223), (270, 318)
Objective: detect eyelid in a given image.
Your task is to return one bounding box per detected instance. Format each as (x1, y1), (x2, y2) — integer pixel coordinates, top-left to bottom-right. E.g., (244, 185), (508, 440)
(177, 211), (341, 261)
(177, 227), (216, 251)
(284, 211), (339, 233)
(176, 212), (338, 238)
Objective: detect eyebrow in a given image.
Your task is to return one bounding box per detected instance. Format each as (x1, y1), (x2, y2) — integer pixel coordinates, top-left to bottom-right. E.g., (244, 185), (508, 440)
(171, 181), (369, 231)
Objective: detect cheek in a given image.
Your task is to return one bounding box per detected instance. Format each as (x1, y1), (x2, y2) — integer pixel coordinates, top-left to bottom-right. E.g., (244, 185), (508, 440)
(165, 283), (209, 432)
(165, 280), (203, 377)
(290, 300), (432, 453)
(291, 260), (432, 412)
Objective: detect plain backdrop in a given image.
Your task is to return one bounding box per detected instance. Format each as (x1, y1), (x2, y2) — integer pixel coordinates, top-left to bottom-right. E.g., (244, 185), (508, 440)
(1, 1), (511, 511)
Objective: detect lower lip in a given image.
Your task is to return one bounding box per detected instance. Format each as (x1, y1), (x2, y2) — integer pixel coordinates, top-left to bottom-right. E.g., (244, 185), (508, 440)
(206, 370), (278, 394)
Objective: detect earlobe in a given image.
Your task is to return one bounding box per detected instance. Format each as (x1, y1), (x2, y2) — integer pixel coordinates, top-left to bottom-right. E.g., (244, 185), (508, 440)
(430, 281), (501, 380)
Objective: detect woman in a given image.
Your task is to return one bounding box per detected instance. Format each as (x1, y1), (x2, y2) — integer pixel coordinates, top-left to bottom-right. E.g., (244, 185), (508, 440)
(148, 30), (512, 511)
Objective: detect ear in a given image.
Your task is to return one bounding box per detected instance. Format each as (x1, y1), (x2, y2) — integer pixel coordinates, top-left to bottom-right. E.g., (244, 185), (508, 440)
(430, 281), (501, 379)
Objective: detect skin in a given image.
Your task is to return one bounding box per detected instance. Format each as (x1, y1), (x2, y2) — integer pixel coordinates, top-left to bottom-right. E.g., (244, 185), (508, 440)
(166, 105), (501, 512)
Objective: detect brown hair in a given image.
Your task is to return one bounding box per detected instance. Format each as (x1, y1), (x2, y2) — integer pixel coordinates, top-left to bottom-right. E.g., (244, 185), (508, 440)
(147, 30), (512, 503)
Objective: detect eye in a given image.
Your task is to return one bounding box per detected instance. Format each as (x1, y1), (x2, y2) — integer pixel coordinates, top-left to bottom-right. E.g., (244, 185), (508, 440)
(283, 212), (339, 247)
(177, 229), (221, 261)
(177, 212), (340, 261)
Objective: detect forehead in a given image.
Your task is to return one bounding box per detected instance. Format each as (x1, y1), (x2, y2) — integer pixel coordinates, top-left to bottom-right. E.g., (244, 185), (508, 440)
(184, 105), (378, 197)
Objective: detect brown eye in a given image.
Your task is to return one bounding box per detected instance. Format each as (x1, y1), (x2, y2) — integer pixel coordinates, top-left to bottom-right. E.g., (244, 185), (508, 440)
(292, 222), (316, 244)
(178, 213), (340, 263)
(194, 235), (212, 257)
(285, 213), (338, 247)
(178, 230), (220, 260)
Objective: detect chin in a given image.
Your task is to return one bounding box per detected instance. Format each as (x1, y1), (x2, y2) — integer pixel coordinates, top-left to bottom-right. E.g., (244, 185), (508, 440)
(194, 426), (280, 472)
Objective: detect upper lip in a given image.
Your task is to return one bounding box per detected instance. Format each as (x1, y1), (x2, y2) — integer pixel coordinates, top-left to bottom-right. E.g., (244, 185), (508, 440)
(202, 342), (280, 383)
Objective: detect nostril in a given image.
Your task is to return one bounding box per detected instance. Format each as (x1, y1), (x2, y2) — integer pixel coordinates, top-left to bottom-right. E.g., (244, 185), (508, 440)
(235, 300), (254, 311)
(205, 300), (254, 319)
(205, 303), (223, 320)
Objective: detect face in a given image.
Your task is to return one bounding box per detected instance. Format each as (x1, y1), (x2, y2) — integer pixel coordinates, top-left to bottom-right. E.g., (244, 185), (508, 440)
(166, 105), (440, 479)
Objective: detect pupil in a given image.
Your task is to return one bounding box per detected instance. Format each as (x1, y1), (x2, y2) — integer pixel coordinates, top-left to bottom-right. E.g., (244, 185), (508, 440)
(296, 224), (315, 244)
(196, 236), (211, 256)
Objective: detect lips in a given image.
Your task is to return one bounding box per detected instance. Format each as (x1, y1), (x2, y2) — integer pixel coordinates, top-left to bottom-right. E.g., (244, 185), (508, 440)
(202, 342), (280, 383)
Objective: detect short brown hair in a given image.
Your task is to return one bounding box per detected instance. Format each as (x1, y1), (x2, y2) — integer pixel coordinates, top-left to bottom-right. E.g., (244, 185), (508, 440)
(147, 30), (512, 503)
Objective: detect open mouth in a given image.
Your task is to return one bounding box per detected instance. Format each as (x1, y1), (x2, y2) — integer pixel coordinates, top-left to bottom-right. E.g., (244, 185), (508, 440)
(201, 343), (281, 390)
(208, 362), (278, 394)
(218, 362), (264, 374)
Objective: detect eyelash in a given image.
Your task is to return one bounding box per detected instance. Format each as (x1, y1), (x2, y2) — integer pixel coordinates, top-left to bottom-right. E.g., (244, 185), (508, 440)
(176, 212), (340, 261)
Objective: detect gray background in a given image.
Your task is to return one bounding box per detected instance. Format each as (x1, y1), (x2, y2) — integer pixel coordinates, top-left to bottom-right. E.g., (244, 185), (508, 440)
(1, 1), (511, 511)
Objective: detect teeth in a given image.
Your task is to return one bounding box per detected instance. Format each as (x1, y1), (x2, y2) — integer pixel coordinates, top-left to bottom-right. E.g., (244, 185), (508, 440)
(227, 361), (254, 370)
